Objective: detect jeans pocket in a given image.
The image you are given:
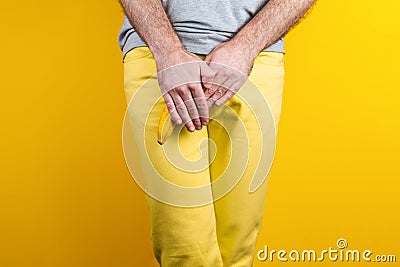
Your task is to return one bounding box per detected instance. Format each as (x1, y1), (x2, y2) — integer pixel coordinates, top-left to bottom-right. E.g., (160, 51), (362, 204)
(254, 51), (284, 66)
(123, 46), (152, 63)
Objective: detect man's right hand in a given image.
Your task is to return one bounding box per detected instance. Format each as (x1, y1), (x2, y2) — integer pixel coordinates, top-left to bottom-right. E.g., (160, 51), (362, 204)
(120, 0), (216, 132)
(155, 48), (215, 132)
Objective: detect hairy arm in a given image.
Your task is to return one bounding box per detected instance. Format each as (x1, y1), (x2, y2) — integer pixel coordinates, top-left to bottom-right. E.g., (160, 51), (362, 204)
(232, 0), (317, 59)
(204, 0), (317, 107)
(119, 0), (182, 64)
(120, 0), (213, 130)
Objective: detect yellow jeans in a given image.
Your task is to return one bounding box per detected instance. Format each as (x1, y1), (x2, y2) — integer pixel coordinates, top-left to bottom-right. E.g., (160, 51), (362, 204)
(123, 47), (284, 266)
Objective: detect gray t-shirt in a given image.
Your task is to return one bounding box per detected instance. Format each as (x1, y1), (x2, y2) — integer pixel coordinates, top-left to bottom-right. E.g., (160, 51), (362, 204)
(118, 0), (284, 59)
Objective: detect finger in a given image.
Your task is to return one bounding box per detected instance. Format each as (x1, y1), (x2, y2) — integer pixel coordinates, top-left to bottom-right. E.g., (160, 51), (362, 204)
(214, 78), (243, 106)
(169, 89), (195, 132)
(207, 85), (227, 109)
(176, 85), (201, 131)
(163, 93), (182, 124)
(188, 83), (208, 126)
(214, 87), (236, 107)
(203, 83), (216, 99)
(200, 61), (216, 90)
(204, 63), (229, 101)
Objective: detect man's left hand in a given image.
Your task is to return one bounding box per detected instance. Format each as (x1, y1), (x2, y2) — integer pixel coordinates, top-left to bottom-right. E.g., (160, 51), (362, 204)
(202, 40), (256, 108)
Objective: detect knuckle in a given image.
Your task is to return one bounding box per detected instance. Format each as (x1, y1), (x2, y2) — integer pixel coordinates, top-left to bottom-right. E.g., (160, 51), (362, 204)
(165, 102), (175, 110)
(176, 86), (187, 95)
(215, 89), (224, 96)
(169, 89), (178, 97)
(187, 108), (195, 115)
(226, 90), (235, 97)
(196, 102), (206, 109)
(177, 105), (186, 112)
(205, 88), (214, 95)
(187, 84), (199, 91)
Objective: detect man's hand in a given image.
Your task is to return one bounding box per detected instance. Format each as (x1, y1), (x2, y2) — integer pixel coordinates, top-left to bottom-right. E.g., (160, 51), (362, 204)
(202, 0), (317, 108)
(156, 48), (214, 131)
(203, 40), (255, 108)
(120, 0), (215, 132)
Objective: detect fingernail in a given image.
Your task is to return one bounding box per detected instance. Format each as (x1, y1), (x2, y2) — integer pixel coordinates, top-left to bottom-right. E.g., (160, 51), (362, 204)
(189, 126), (195, 132)
(215, 101), (222, 107)
(196, 125), (202, 130)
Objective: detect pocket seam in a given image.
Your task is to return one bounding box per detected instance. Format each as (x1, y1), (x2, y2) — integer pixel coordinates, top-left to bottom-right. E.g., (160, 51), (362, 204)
(123, 47), (152, 62)
(255, 52), (284, 66)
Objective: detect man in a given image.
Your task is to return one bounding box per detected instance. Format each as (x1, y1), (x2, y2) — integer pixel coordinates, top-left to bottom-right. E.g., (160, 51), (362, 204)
(119, 0), (315, 266)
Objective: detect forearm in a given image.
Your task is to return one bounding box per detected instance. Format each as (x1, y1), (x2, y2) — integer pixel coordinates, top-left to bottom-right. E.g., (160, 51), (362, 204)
(119, 0), (183, 61)
(231, 0), (316, 58)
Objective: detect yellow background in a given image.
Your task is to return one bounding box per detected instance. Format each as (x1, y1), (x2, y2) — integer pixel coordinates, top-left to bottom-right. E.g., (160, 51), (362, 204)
(0, 1), (398, 266)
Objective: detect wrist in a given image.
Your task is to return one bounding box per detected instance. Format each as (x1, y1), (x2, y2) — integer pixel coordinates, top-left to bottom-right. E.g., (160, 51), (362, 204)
(153, 46), (198, 72)
(231, 22), (285, 59)
(228, 34), (260, 62)
(150, 41), (185, 63)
